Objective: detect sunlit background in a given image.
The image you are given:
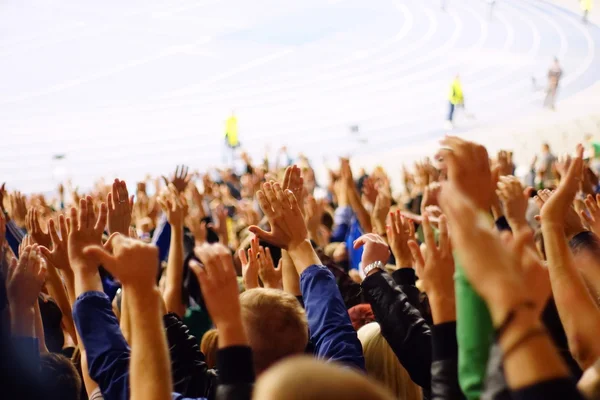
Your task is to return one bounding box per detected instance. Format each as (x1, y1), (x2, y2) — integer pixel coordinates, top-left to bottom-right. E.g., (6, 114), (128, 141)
(2, 0), (600, 192)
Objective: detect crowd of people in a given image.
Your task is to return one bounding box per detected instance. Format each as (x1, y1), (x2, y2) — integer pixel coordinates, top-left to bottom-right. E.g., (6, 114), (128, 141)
(2, 135), (600, 400)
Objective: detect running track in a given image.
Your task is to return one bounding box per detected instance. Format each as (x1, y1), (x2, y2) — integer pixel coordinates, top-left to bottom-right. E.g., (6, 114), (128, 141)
(1, 0), (600, 191)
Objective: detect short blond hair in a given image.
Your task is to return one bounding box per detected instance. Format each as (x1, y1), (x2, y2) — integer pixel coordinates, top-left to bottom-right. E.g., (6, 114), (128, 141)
(254, 355), (395, 400)
(358, 322), (422, 400)
(239, 288), (308, 374)
(200, 329), (219, 369)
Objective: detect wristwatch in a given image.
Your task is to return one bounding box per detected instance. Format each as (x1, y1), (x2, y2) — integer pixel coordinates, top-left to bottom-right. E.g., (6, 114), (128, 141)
(363, 261), (384, 276)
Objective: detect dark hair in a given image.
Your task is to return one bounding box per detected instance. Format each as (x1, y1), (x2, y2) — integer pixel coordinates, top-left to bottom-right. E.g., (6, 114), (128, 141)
(40, 353), (82, 400)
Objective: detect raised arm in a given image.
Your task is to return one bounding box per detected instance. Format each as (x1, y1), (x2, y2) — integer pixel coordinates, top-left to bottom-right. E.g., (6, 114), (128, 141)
(249, 180), (365, 370)
(158, 185), (187, 318)
(538, 145), (600, 369)
(84, 235), (172, 400)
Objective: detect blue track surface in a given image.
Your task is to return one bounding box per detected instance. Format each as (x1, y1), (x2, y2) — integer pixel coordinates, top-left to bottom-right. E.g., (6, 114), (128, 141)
(1, 0), (599, 190)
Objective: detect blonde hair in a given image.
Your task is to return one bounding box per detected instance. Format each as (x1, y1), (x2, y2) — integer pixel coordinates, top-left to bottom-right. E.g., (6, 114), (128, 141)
(200, 329), (219, 369)
(254, 355), (395, 400)
(239, 288), (308, 374)
(358, 322), (422, 400)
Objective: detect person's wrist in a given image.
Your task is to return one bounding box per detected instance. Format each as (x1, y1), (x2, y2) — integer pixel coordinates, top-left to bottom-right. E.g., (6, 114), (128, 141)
(427, 292), (456, 324)
(217, 318), (248, 347)
(10, 304), (35, 336)
(393, 251), (413, 269)
(287, 238), (312, 254)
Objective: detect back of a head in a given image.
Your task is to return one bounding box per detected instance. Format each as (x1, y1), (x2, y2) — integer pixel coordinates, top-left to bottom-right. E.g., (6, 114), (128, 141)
(239, 288), (308, 374)
(40, 353), (82, 400)
(254, 356), (395, 400)
(200, 329), (219, 369)
(358, 322), (422, 400)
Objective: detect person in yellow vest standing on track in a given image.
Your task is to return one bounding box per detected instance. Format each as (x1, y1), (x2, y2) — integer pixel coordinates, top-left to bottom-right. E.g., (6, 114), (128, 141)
(582, 0), (593, 23)
(446, 74), (464, 129)
(224, 111), (239, 166)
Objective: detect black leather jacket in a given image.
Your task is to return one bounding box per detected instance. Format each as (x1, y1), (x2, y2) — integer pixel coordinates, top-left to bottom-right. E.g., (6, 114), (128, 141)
(362, 270), (464, 400)
(361, 270), (432, 391)
(164, 314), (254, 400)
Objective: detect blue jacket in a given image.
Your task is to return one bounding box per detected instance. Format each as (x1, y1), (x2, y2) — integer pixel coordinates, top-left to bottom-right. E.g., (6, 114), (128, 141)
(72, 291), (253, 400)
(300, 264), (365, 371)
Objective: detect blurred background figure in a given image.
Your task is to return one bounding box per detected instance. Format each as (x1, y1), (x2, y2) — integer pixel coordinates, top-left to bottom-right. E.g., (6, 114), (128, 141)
(224, 111), (240, 167)
(582, 0), (593, 23)
(544, 58), (562, 110)
(446, 74), (464, 130)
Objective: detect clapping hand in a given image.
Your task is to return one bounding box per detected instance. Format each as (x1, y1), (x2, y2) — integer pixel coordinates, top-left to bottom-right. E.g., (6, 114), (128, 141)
(7, 244), (47, 310)
(497, 176), (532, 231)
(249, 182), (307, 250)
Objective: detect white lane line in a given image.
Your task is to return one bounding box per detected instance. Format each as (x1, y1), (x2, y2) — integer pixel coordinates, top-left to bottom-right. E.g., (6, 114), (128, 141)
(157, 48), (294, 100)
(157, 1), (418, 100)
(0, 36), (214, 105)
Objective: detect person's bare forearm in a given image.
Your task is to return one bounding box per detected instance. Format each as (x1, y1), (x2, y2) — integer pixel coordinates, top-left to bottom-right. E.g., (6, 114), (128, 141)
(33, 301), (49, 353)
(542, 222), (600, 368)
(281, 250), (301, 296)
(347, 185), (372, 233)
(287, 240), (322, 275)
(45, 266), (77, 344)
(499, 309), (569, 389)
(11, 304), (35, 337)
(163, 225), (185, 317)
(120, 289), (131, 344)
(127, 287), (172, 400)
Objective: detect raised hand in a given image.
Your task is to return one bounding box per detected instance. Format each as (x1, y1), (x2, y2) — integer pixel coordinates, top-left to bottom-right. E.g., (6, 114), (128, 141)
(68, 196), (108, 272)
(353, 233), (390, 275)
(387, 210), (414, 268)
(186, 212), (208, 245)
(437, 136), (493, 212)
(107, 179), (133, 236)
(26, 208), (51, 250)
(7, 245), (47, 309)
(536, 189), (585, 240)
(249, 181), (307, 250)
(421, 183), (441, 215)
(408, 213), (455, 322)
(40, 215), (71, 272)
(239, 240), (259, 290)
(83, 234), (158, 290)
(539, 145), (584, 226)
(282, 165), (305, 209)
(497, 176), (532, 231)
(372, 190), (391, 236)
(440, 184), (534, 325)
(581, 194), (600, 236)
(189, 243), (245, 345)
(362, 177), (378, 205)
(9, 191), (28, 228)
(304, 195), (325, 245)
(258, 246), (282, 289)
(162, 165), (191, 193)
(158, 185), (187, 227)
